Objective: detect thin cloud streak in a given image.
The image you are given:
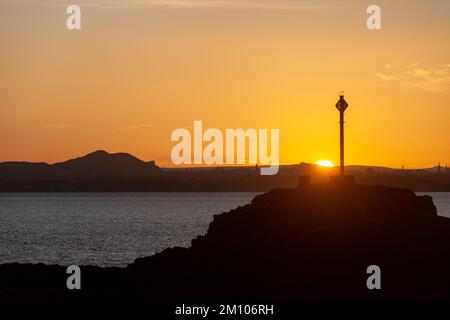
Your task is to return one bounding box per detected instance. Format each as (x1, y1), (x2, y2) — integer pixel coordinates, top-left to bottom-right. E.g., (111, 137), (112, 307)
(37, 124), (73, 129)
(0, 0), (335, 11)
(116, 124), (155, 131)
(376, 73), (396, 81)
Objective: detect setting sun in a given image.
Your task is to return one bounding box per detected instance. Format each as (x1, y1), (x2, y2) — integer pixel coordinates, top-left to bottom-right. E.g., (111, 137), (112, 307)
(316, 160), (334, 168)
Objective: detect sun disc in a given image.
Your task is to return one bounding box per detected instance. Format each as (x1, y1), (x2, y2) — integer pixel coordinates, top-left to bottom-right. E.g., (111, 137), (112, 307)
(316, 160), (334, 167)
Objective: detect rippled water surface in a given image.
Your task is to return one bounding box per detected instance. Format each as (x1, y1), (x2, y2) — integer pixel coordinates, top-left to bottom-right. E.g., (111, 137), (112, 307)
(0, 193), (258, 266)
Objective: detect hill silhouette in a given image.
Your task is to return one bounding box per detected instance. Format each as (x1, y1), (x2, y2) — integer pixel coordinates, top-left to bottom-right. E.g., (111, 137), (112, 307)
(1, 182), (450, 300)
(0, 150), (161, 180)
(51, 150), (161, 179)
(0, 150), (162, 189)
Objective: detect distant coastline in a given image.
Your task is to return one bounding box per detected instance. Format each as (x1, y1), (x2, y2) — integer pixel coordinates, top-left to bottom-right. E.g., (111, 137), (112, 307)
(1, 150), (449, 192)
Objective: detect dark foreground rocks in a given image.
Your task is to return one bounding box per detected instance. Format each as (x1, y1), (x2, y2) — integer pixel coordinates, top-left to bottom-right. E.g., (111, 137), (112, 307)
(1, 182), (450, 300)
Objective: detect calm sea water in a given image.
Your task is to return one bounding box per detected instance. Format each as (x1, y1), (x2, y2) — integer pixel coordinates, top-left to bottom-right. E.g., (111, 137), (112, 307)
(0, 193), (258, 267)
(0, 192), (449, 267)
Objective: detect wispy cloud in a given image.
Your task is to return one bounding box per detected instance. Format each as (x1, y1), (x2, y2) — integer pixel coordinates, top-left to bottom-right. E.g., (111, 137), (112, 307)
(376, 63), (450, 93)
(1, 0), (335, 11)
(37, 124), (73, 129)
(404, 67), (450, 92)
(116, 123), (155, 131)
(376, 73), (396, 81)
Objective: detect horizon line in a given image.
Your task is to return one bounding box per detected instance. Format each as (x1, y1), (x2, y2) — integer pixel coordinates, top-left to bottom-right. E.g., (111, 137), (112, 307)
(0, 149), (445, 171)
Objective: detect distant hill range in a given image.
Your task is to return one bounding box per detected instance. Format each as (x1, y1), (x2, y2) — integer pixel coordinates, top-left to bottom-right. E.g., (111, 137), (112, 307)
(0, 150), (449, 192)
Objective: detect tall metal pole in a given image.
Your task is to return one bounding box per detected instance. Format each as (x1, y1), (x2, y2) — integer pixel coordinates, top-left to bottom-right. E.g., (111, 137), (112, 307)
(340, 109), (344, 176)
(335, 93), (348, 177)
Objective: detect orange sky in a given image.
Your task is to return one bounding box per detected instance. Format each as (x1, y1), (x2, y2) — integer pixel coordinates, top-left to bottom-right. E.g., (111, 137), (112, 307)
(1, 0), (449, 168)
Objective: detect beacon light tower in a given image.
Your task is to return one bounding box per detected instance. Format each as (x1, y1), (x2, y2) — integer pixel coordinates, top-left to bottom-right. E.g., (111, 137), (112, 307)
(335, 92), (349, 176)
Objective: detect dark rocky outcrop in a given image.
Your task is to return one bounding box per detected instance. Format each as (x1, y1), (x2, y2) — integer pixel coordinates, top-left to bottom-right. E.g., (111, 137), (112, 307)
(1, 183), (450, 300)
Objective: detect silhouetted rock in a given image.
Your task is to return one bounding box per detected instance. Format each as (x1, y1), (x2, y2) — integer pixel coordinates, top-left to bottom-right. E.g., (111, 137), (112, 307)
(1, 183), (450, 300)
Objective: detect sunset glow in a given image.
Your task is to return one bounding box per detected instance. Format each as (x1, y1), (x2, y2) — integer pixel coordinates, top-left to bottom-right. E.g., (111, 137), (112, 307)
(315, 160), (334, 168)
(0, 1), (449, 168)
